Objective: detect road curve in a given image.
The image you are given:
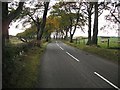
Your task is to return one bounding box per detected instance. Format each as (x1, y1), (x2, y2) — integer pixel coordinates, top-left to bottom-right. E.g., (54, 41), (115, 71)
(35, 41), (119, 89)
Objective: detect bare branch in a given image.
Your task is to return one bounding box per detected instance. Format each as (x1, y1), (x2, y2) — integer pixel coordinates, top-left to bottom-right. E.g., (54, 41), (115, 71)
(27, 14), (37, 26)
(8, 2), (24, 22)
(110, 10), (120, 23)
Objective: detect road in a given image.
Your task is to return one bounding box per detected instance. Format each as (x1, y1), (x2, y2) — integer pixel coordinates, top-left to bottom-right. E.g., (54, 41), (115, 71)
(35, 41), (119, 89)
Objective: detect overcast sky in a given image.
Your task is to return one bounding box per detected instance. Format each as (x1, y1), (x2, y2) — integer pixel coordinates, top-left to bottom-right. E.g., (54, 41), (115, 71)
(9, 1), (118, 37)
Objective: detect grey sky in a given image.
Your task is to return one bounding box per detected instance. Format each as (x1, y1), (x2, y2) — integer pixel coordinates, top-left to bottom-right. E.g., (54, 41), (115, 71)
(8, 0), (119, 37)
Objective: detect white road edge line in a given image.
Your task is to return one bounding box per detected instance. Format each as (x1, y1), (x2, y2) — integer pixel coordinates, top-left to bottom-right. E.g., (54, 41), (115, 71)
(66, 52), (79, 62)
(94, 72), (120, 90)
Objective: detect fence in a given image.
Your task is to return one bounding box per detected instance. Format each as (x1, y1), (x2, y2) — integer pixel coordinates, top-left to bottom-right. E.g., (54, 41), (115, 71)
(73, 38), (87, 45)
(73, 37), (119, 49)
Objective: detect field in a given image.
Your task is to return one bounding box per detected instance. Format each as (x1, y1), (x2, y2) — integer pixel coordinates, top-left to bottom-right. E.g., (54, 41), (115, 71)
(73, 36), (120, 49)
(98, 37), (119, 49)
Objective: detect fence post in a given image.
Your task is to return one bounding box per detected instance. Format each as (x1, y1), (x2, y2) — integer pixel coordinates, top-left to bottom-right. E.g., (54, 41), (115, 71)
(83, 39), (85, 45)
(107, 38), (110, 48)
(79, 39), (80, 44)
(76, 38), (77, 44)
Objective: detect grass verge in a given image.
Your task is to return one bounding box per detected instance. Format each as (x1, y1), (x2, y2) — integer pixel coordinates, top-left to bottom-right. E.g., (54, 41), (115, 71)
(3, 42), (48, 88)
(63, 40), (119, 64)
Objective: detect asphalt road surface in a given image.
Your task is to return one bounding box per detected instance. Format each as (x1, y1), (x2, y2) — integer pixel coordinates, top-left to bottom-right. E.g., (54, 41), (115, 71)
(35, 41), (119, 89)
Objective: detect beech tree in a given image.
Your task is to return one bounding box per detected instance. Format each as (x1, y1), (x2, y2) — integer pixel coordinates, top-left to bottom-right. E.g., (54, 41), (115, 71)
(22, 2), (43, 40)
(16, 25), (37, 41)
(105, 2), (120, 24)
(63, 2), (86, 43)
(81, 0), (109, 45)
(12, 1), (50, 46)
(2, 1), (24, 43)
(2, 1), (24, 63)
(91, 1), (98, 45)
(45, 15), (60, 41)
(51, 2), (86, 42)
(21, 1), (49, 46)
(37, 2), (49, 42)
(51, 4), (71, 40)
(82, 2), (94, 45)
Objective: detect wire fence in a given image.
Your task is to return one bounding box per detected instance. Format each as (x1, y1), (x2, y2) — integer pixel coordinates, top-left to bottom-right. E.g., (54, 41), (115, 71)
(73, 37), (120, 49)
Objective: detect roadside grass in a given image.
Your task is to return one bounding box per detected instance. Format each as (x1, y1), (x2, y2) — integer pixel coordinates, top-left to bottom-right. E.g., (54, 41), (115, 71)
(3, 37), (48, 88)
(63, 40), (119, 64)
(11, 43), (47, 88)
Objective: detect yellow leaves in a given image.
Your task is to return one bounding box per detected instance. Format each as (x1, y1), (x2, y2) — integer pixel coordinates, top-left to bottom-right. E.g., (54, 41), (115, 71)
(46, 16), (60, 32)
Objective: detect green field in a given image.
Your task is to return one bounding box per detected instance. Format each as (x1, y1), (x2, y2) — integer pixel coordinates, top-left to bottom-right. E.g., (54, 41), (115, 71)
(73, 36), (120, 49)
(98, 37), (119, 48)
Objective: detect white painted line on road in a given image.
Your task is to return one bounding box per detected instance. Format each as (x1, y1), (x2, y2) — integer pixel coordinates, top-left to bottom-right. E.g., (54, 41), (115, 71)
(56, 43), (59, 47)
(66, 52), (79, 62)
(59, 46), (64, 50)
(56, 43), (59, 46)
(56, 42), (64, 51)
(94, 72), (120, 90)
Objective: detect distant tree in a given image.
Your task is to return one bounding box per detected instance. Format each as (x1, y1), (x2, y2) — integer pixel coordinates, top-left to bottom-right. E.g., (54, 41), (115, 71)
(51, 2), (86, 43)
(50, 4), (71, 40)
(63, 2), (86, 43)
(44, 15), (60, 41)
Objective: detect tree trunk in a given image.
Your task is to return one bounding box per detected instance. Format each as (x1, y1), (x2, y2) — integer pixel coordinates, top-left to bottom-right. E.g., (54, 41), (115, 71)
(46, 35), (49, 42)
(61, 34), (64, 40)
(2, 2), (24, 42)
(69, 9), (80, 43)
(3, 21), (9, 42)
(2, 2), (7, 62)
(70, 34), (73, 43)
(64, 28), (68, 40)
(2, 3), (9, 87)
(87, 9), (92, 45)
(45, 32), (51, 42)
(56, 31), (58, 40)
(38, 2), (49, 41)
(2, 2), (9, 42)
(37, 26), (40, 40)
(92, 2), (98, 45)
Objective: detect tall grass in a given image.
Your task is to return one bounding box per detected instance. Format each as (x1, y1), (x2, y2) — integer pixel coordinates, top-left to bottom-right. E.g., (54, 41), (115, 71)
(3, 37), (48, 88)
